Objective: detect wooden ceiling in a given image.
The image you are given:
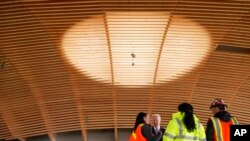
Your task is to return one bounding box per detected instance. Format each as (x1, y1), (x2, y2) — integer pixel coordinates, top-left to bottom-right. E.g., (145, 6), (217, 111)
(0, 0), (250, 141)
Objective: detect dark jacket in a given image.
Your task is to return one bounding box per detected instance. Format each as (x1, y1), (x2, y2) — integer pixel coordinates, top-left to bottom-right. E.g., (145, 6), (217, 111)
(152, 126), (165, 141)
(141, 124), (162, 141)
(206, 111), (234, 141)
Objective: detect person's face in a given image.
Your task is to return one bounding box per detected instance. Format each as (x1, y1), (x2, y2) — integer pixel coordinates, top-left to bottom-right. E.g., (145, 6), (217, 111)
(152, 116), (161, 127)
(211, 106), (220, 115)
(143, 114), (150, 124)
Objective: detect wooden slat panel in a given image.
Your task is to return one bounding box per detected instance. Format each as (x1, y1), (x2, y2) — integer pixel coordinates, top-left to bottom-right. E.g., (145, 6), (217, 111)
(191, 51), (250, 124)
(116, 88), (151, 128)
(0, 115), (14, 141)
(230, 76), (250, 124)
(0, 0), (250, 140)
(0, 62), (47, 138)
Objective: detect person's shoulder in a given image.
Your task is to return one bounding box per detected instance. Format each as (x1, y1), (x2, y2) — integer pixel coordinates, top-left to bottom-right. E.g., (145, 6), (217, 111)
(144, 124), (152, 127)
(166, 118), (179, 128)
(142, 124), (152, 129)
(160, 127), (165, 132)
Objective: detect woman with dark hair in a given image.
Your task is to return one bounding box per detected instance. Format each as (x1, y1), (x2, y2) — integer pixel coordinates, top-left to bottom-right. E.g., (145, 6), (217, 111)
(129, 112), (162, 141)
(163, 103), (206, 141)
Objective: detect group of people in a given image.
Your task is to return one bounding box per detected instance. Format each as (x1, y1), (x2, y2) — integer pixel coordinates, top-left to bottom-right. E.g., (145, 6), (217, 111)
(129, 98), (239, 141)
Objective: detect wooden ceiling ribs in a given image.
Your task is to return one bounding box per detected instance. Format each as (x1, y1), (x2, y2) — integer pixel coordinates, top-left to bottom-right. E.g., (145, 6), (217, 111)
(1, 0), (250, 140)
(149, 14), (172, 115)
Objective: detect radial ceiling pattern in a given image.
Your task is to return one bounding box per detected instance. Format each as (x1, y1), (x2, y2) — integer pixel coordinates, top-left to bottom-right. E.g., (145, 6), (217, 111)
(62, 12), (211, 86)
(1, 0), (250, 141)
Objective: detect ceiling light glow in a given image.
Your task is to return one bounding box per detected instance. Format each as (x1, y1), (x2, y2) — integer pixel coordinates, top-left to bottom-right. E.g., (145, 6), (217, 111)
(62, 12), (211, 86)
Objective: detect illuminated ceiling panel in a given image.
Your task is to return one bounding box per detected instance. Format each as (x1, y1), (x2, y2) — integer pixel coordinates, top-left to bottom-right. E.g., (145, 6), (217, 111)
(62, 16), (112, 83)
(62, 12), (211, 86)
(157, 16), (211, 83)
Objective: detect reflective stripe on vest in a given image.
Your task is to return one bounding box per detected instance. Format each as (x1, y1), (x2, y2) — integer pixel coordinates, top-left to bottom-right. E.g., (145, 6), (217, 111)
(231, 117), (239, 125)
(164, 118), (206, 141)
(210, 117), (239, 141)
(132, 132), (136, 140)
(211, 117), (223, 141)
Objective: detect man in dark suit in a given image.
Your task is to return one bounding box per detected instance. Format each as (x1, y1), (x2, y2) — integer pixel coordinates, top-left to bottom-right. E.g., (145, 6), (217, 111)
(151, 114), (165, 141)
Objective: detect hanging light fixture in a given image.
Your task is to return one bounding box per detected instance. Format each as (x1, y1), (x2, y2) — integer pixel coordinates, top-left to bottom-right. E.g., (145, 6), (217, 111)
(131, 52), (136, 66)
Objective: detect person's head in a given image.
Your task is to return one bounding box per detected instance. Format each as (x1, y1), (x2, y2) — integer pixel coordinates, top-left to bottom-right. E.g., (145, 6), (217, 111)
(133, 112), (149, 131)
(178, 102), (196, 132)
(210, 98), (227, 115)
(151, 114), (161, 127)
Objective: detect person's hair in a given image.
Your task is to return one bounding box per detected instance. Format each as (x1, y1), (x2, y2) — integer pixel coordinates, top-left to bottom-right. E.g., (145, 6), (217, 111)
(178, 103), (196, 132)
(133, 112), (147, 131)
(152, 114), (161, 119)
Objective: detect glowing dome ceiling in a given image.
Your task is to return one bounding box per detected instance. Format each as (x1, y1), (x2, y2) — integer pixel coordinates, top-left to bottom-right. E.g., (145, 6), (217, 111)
(62, 12), (211, 86)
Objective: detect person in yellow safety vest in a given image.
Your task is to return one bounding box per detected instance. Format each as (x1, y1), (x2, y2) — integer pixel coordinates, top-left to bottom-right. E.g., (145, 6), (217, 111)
(206, 99), (239, 141)
(163, 103), (206, 141)
(129, 112), (163, 141)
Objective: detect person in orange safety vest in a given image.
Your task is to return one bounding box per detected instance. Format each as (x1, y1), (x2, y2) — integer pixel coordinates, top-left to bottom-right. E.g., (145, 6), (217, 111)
(206, 98), (239, 141)
(129, 112), (162, 141)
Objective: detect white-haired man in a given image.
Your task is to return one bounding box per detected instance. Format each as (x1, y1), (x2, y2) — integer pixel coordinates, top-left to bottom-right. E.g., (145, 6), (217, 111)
(151, 114), (165, 141)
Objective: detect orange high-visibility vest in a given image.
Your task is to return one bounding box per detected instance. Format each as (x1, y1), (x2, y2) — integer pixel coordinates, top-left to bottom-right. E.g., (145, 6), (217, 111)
(129, 124), (147, 141)
(210, 117), (239, 141)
